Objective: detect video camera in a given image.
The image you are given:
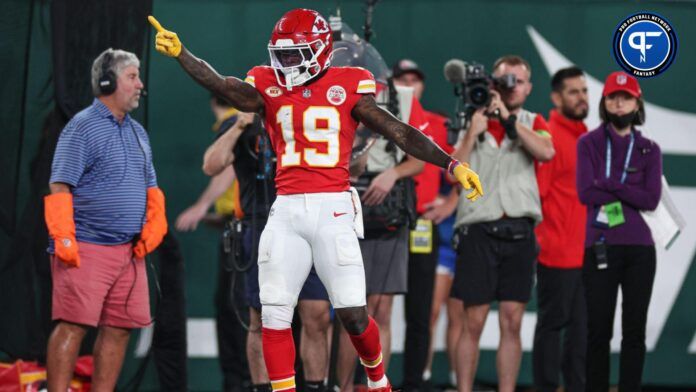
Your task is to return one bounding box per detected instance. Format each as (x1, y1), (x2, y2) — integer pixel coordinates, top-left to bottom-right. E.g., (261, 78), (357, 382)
(443, 59), (516, 144)
(457, 62), (516, 108)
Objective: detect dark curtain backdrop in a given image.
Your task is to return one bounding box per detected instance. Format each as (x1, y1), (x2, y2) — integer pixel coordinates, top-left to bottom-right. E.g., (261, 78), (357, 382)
(0, 0), (154, 362)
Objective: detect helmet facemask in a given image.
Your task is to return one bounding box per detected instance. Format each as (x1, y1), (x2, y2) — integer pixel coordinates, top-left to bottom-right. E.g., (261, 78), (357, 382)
(268, 38), (328, 90)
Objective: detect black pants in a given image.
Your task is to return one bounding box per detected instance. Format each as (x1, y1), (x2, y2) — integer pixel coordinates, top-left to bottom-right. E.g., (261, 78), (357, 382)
(215, 240), (251, 391)
(533, 264), (586, 392)
(152, 232), (188, 391)
(583, 245), (656, 392)
(402, 223), (440, 390)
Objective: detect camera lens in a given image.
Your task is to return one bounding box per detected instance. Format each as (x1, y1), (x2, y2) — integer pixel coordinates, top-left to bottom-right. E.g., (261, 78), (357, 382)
(468, 85), (490, 107)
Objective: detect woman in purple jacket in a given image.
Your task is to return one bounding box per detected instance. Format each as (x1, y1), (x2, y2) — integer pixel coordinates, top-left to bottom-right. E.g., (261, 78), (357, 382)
(576, 71), (662, 392)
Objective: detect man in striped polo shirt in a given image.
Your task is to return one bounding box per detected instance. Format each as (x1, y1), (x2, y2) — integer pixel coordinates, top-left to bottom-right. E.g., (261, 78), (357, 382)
(44, 48), (167, 391)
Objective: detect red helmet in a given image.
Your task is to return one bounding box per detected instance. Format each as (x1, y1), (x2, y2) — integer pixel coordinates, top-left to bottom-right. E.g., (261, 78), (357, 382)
(268, 8), (333, 89)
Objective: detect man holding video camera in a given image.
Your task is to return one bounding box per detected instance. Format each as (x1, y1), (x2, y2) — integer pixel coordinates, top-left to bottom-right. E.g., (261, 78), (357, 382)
(450, 55), (554, 392)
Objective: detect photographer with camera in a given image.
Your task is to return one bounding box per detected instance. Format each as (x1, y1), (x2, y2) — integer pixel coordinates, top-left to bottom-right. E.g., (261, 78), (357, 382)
(449, 55), (554, 392)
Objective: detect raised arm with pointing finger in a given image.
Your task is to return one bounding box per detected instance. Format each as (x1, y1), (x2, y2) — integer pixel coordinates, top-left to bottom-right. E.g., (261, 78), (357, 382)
(147, 14), (483, 200)
(148, 15), (264, 113)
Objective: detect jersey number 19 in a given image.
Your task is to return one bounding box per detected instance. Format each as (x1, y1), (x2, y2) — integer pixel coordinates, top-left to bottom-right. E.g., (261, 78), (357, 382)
(276, 105), (341, 168)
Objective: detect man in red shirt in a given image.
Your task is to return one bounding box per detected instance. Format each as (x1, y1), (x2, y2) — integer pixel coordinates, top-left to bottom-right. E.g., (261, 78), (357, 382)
(390, 59), (456, 391)
(533, 66), (589, 392)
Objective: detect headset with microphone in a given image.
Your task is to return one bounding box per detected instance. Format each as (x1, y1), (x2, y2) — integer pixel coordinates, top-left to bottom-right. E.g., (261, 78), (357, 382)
(98, 50), (147, 97)
(98, 51), (117, 96)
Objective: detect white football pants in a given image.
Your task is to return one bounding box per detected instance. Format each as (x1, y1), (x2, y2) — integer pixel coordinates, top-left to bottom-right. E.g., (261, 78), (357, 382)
(258, 191), (366, 329)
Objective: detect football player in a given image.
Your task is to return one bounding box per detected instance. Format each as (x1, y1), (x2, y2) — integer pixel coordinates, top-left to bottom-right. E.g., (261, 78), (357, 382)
(149, 9), (483, 392)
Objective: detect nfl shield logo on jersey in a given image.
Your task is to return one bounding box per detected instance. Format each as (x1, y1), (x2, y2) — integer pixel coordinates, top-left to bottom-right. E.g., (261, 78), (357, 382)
(326, 85), (347, 105)
(303, 88), (312, 98)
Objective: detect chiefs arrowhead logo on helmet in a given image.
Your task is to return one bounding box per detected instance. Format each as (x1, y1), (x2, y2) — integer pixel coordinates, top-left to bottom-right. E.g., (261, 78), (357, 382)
(312, 17), (329, 33)
(268, 8), (333, 90)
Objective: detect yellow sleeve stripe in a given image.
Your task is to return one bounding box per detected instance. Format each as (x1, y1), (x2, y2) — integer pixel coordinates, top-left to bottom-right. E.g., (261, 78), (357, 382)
(359, 352), (383, 368)
(270, 377), (296, 391)
(357, 83), (376, 94)
(357, 79), (376, 93)
(244, 76), (255, 87)
(535, 129), (551, 138)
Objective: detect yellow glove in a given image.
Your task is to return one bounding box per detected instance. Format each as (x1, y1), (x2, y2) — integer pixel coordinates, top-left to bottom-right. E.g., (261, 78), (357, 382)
(148, 15), (182, 58)
(448, 160), (484, 202)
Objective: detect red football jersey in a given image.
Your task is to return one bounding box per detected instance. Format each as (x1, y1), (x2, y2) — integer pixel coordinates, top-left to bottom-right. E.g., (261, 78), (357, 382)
(245, 66), (376, 195)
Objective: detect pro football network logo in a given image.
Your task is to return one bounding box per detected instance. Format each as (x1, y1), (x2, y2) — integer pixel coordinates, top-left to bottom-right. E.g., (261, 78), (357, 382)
(612, 12), (677, 77)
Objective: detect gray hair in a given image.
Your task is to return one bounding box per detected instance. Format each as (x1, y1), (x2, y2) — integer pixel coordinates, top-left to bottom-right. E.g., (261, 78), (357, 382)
(91, 48), (140, 96)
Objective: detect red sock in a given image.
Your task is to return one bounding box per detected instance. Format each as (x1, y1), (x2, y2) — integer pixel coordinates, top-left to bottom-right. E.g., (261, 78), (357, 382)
(348, 317), (385, 382)
(262, 327), (296, 391)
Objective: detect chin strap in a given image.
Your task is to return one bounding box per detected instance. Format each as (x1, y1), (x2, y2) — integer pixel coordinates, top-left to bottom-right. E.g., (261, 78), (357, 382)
(282, 68), (298, 90)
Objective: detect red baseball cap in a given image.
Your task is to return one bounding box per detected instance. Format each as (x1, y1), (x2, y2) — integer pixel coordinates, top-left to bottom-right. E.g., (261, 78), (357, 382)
(602, 71), (642, 98)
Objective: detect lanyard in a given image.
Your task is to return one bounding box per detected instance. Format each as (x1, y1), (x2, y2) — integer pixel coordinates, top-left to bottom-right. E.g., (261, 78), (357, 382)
(605, 130), (634, 184)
